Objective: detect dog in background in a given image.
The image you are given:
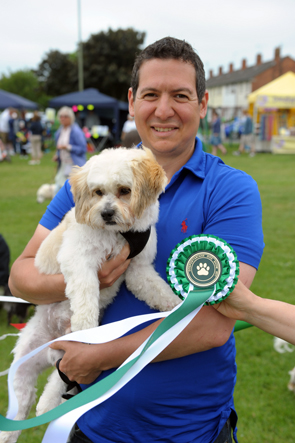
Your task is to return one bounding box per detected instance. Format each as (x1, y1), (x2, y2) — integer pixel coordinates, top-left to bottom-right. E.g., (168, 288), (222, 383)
(273, 337), (295, 392)
(0, 147), (180, 443)
(36, 184), (56, 204)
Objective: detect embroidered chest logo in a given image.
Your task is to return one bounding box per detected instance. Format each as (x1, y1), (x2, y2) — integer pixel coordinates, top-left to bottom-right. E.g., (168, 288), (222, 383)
(181, 219), (188, 233)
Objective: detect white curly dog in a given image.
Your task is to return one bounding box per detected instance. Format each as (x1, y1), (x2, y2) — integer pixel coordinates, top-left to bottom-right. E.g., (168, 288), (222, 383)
(0, 147), (180, 443)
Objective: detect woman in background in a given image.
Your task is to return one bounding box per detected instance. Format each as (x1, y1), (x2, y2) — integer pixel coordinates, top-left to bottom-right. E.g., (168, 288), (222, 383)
(54, 106), (87, 194)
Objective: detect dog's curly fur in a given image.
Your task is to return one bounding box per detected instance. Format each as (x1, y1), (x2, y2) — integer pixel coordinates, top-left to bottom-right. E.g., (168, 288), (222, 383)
(0, 147), (180, 443)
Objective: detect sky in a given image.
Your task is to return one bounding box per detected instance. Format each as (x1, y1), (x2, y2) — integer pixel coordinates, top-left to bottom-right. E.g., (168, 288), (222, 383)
(1, 0), (295, 84)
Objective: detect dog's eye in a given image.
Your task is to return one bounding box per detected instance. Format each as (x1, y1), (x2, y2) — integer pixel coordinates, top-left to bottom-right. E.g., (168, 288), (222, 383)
(120, 188), (131, 196)
(95, 190), (103, 196)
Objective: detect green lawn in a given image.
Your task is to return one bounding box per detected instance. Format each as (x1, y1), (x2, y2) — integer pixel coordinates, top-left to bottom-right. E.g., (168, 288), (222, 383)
(0, 145), (295, 442)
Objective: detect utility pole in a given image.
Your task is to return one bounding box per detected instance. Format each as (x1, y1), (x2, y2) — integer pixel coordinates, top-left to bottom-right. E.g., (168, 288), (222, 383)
(77, 0), (84, 91)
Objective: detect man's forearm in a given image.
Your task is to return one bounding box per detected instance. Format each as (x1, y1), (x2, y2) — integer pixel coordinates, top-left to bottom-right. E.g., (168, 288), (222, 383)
(9, 257), (66, 304)
(98, 306), (235, 371)
(52, 305), (236, 385)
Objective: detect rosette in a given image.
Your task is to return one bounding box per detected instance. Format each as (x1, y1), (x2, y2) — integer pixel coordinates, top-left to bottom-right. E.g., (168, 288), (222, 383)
(166, 234), (239, 304)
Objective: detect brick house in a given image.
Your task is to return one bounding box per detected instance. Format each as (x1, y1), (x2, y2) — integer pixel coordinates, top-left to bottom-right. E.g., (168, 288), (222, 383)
(206, 47), (295, 120)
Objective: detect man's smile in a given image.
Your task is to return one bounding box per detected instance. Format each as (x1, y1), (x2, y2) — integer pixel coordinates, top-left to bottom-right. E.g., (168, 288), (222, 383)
(152, 126), (178, 133)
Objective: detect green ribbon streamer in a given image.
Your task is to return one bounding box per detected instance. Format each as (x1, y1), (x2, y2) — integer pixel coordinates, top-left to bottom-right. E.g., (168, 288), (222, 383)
(234, 321), (253, 332)
(0, 289), (212, 432)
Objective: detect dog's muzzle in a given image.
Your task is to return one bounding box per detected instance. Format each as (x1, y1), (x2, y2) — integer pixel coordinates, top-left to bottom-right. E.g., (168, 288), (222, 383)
(101, 208), (116, 225)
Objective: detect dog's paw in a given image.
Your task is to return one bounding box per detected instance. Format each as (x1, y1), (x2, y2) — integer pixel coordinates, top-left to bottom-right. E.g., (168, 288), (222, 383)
(36, 396), (61, 416)
(0, 430), (21, 443)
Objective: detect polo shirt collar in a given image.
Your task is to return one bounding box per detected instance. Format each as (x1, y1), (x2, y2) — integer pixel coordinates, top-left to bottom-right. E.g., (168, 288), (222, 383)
(182, 137), (206, 179)
(167, 137), (206, 189)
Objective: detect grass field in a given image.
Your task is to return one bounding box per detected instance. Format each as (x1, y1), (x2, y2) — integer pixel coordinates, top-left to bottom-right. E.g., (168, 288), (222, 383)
(0, 144), (295, 442)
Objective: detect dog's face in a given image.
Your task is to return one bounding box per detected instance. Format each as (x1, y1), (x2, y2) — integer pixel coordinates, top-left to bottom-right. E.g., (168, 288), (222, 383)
(69, 147), (167, 231)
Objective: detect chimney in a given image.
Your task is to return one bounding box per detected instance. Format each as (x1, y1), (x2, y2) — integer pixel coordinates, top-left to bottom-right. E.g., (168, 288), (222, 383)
(241, 59), (247, 70)
(229, 63), (234, 73)
(209, 69), (213, 79)
(274, 47), (281, 62)
(219, 66), (223, 76)
(256, 54), (262, 65)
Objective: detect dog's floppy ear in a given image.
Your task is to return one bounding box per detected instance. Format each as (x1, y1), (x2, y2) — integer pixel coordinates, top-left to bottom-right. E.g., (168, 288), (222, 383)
(69, 164), (92, 224)
(130, 147), (167, 218)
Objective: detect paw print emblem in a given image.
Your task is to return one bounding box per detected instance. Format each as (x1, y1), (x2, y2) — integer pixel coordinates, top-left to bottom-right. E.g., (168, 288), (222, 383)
(197, 263), (210, 276)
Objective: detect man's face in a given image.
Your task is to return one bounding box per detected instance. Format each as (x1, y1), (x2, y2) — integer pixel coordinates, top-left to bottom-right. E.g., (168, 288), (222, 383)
(128, 58), (208, 158)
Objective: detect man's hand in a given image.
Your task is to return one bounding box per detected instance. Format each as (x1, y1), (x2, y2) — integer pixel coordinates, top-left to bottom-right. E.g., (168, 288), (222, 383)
(50, 341), (103, 385)
(98, 244), (131, 289)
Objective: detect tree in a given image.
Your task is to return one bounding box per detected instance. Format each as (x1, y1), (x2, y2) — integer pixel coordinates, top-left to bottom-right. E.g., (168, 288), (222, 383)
(0, 70), (49, 108)
(33, 28), (145, 101)
(83, 28), (145, 101)
(34, 50), (78, 97)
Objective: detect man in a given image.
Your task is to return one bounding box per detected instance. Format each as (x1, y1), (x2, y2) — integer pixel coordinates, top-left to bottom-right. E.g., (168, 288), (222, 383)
(9, 37), (264, 443)
(233, 109), (255, 157)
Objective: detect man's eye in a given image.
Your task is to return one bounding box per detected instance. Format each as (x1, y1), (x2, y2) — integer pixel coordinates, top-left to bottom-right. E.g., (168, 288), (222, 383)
(95, 190), (103, 196)
(120, 188), (131, 196)
(176, 94), (188, 100)
(143, 93), (157, 99)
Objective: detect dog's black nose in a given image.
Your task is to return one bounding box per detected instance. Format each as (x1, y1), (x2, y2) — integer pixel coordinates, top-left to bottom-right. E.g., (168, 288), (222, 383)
(101, 208), (115, 221)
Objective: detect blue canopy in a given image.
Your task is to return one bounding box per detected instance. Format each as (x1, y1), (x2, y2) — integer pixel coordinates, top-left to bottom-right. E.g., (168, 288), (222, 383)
(49, 88), (128, 140)
(0, 89), (38, 109)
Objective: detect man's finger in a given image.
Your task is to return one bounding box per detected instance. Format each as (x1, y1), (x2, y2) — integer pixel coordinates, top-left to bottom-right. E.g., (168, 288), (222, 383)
(50, 340), (68, 350)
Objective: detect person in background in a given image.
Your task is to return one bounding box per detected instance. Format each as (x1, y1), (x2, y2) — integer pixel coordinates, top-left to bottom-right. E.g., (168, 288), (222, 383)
(0, 108), (14, 160)
(233, 109), (255, 157)
(121, 114), (137, 140)
(210, 110), (227, 155)
(216, 279), (295, 347)
(53, 106), (87, 195)
(28, 111), (44, 165)
(8, 109), (18, 155)
(85, 110), (100, 129)
(16, 111), (29, 158)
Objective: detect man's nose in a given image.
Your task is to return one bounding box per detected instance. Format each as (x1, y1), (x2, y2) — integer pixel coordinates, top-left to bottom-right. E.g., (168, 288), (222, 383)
(154, 95), (175, 119)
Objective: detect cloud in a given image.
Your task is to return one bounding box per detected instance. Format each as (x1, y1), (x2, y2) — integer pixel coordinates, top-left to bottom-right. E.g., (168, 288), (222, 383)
(0, 0), (294, 77)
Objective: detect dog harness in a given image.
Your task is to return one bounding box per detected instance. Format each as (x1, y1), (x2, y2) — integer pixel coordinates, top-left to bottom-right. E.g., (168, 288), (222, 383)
(120, 228), (151, 259)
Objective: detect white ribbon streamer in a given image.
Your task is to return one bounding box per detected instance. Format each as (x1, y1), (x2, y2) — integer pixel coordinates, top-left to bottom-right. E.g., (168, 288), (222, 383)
(0, 296), (29, 304)
(4, 289), (209, 443)
(6, 310), (169, 420)
(42, 298), (205, 443)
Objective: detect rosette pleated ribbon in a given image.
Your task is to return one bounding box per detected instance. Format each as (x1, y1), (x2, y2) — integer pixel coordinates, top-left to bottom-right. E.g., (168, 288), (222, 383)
(0, 235), (239, 443)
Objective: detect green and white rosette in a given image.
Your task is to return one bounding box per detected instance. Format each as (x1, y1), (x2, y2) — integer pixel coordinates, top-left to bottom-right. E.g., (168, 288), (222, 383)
(167, 234), (239, 305)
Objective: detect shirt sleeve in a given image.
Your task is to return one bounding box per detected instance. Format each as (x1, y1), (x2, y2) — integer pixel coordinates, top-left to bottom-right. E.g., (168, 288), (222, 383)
(202, 165), (264, 269)
(39, 180), (75, 230)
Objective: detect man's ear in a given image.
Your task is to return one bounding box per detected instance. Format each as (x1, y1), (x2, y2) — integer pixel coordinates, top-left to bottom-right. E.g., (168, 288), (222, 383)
(200, 90), (209, 119)
(128, 88), (135, 117)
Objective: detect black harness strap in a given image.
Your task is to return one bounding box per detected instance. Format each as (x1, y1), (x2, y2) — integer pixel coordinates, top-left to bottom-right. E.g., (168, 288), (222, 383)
(120, 227), (151, 259)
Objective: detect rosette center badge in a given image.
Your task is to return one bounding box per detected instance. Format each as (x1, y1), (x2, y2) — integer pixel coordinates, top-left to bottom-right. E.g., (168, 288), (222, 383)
(185, 251), (222, 288)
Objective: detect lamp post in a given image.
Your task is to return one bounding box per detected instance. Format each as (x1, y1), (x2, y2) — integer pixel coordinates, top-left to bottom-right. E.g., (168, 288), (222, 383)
(77, 0), (84, 91)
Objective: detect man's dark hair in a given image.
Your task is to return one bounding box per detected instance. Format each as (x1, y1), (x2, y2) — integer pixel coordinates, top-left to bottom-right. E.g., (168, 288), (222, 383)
(131, 37), (206, 103)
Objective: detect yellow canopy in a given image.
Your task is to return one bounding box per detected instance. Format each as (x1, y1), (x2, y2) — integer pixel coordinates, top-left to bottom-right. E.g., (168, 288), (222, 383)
(248, 71), (295, 108)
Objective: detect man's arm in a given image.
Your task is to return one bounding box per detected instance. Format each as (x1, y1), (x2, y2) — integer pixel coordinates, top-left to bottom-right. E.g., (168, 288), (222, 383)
(9, 225), (66, 304)
(51, 262), (255, 384)
(9, 225), (131, 304)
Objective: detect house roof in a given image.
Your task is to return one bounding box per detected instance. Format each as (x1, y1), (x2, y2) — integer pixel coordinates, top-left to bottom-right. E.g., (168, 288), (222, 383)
(206, 60), (276, 88)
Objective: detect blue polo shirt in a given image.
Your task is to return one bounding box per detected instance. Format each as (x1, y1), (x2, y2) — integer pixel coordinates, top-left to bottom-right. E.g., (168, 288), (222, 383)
(40, 138), (264, 443)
